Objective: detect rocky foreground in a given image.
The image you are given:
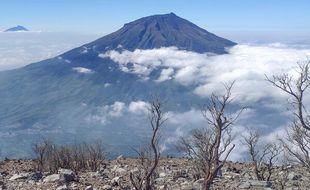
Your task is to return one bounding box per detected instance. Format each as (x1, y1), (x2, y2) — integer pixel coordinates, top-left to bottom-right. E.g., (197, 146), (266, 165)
(0, 157), (309, 190)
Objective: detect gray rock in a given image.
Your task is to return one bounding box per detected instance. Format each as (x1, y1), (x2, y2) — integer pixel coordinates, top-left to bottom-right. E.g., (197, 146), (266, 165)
(70, 183), (79, 190)
(9, 173), (31, 180)
(248, 180), (271, 187)
(115, 168), (127, 176)
(59, 169), (76, 182)
(288, 172), (302, 180)
(56, 185), (68, 190)
(43, 174), (61, 183)
(111, 176), (121, 186)
(102, 184), (112, 190)
(239, 181), (251, 189)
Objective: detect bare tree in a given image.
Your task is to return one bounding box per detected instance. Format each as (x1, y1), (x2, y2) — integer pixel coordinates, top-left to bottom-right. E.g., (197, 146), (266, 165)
(130, 98), (167, 190)
(242, 128), (281, 181)
(178, 82), (245, 190)
(266, 61), (310, 170)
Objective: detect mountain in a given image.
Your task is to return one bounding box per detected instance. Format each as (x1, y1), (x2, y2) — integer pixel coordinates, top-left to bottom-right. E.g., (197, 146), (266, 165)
(4, 25), (29, 32)
(0, 13), (237, 158)
(83, 13), (236, 54)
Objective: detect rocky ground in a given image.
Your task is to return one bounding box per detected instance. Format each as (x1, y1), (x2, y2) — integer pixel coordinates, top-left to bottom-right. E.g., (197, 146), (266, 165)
(0, 157), (309, 190)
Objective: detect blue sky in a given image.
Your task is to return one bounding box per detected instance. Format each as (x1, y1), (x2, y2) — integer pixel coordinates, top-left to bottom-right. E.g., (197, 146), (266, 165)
(1, 0), (309, 36)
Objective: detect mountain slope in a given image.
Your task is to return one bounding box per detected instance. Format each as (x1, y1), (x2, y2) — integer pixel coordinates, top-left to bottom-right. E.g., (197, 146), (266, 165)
(64, 13), (236, 56)
(4, 25), (29, 32)
(0, 13), (236, 158)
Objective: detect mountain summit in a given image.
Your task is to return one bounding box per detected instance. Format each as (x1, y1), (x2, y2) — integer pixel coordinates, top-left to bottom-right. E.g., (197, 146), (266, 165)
(85, 13), (236, 54)
(4, 25), (29, 32)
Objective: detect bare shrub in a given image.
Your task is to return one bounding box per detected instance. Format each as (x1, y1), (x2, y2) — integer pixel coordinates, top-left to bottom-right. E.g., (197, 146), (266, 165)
(242, 128), (281, 181)
(33, 140), (106, 173)
(177, 82), (245, 190)
(130, 98), (167, 190)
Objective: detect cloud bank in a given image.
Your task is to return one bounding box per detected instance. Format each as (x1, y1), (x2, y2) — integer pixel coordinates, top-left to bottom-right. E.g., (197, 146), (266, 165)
(0, 32), (98, 71)
(102, 44), (310, 104)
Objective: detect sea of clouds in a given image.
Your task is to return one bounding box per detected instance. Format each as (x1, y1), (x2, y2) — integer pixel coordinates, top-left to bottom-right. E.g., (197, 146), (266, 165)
(99, 43), (310, 160)
(2, 32), (310, 160)
(0, 32), (99, 70)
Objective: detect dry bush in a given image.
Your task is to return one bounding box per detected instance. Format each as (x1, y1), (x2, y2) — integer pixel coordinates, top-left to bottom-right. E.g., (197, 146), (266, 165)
(33, 140), (106, 173)
(177, 82), (245, 190)
(242, 128), (281, 182)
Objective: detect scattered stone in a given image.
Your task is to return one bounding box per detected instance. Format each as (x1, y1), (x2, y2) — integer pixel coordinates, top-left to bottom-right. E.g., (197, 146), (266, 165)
(1, 159), (310, 189)
(111, 176), (121, 186)
(43, 174), (61, 183)
(56, 184), (68, 190)
(85, 185), (93, 190)
(114, 167), (126, 176)
(102, 185), (112, 190)
(239, 181), (251, 189)
(248, 180), (271, 187)
(288, 172), (302, 180)
(9, 173), (31, 180)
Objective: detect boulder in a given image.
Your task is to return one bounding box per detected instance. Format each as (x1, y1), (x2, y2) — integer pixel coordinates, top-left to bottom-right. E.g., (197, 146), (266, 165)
(43, 174), (61, 183)
(9, 173), (32, 180)
(288, 172), (302, 180)
(115, 168), (127, 176)
(59, 169), (77, 182)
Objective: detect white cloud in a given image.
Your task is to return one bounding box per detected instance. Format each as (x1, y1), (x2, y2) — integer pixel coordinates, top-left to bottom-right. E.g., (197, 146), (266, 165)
(86, 100), (150, 124)
(72, 67), (94, 74)
(156, 68), (174, 82)
(128, 101), (150, 114)
(102, 44), (310, 104)
(104, 83), (111, 88)
(0, 32), (98, 71)
(107, 101), (126, 117)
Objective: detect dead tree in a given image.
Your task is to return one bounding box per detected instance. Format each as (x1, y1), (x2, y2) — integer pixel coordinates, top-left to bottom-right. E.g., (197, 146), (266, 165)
(130, 98), (167, 190)
(266, 61), (310, 170)
(178, 82), (245, 190)
(242, 128), (281, 181)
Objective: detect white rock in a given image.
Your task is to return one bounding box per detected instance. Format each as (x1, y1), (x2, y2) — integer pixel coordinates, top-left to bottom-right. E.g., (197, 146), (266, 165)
(43, 174), (61, 183)
(9, 173), (31, 180)
(115, 168), (127, 176)
(159, 172), (166, 177)
(56, 185), (68, 190)
(85, 185), (93, 190)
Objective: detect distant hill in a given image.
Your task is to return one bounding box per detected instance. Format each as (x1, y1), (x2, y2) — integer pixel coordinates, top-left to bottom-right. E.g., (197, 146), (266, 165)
(4, 25), (29, 32)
